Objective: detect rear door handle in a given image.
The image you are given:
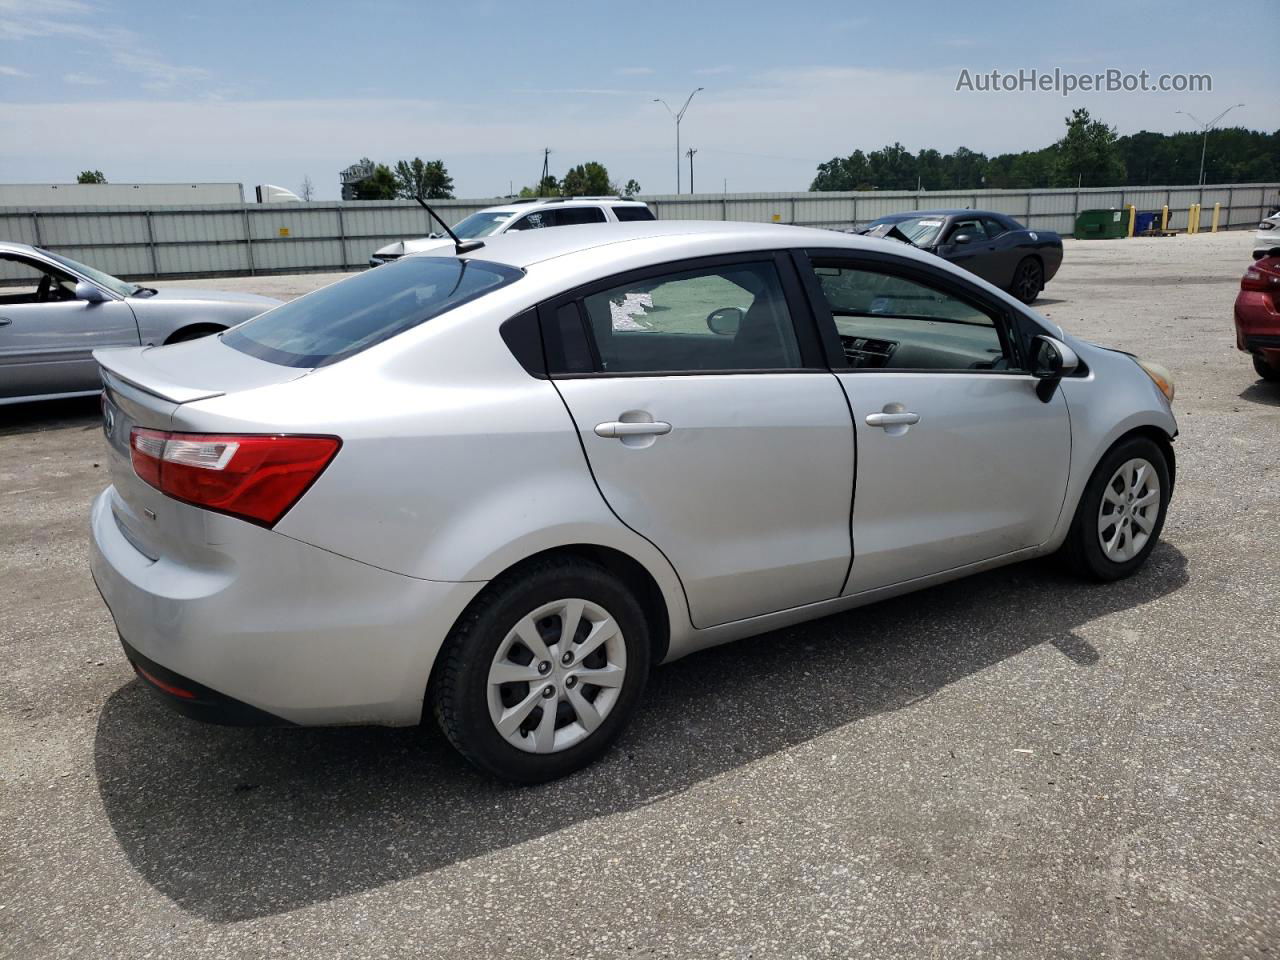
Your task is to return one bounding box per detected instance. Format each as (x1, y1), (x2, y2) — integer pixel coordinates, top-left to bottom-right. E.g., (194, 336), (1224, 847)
(865, 411), (920, 427)
(0, 318), (11, 326)
(594, 420), (672, 438)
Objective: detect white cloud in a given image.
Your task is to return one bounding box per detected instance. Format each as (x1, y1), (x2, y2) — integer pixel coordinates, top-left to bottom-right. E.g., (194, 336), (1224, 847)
(63, 72), (102, 85)
(695, 65), (735, 76)
(113, 50), (209, 90)
(0, 64), (30, 76)
(615, 66), (654, 76)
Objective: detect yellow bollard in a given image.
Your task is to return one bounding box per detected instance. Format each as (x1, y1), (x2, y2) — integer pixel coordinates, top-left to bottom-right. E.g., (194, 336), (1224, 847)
(1188, 203), (1199, 235)
(1126, 204), (1136, 238)
(1161, 205), (1169, 231)
(1211, 202), (1221, 233)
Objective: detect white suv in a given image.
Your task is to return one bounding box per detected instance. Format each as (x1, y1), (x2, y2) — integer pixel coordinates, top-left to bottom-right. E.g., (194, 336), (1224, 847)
(369, 196), (655, 266)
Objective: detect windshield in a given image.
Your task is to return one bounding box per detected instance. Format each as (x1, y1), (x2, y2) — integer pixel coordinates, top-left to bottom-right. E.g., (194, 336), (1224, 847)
(866, 217), (945, 248)
(223, 256), (523, 368)
(38, 248), (138, 297)
(451, 211), (516, 239)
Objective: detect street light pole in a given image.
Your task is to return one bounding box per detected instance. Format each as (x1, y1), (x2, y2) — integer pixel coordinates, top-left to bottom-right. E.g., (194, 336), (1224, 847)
(1176, 104), (1245, 185)
(654, 87), (703, 194)
(686, 147), (697, 194)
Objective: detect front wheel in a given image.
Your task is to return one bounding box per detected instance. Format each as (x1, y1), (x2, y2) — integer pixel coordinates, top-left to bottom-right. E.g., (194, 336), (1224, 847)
(1253, 353), (1280, 382)
(1010, 257), (1044, 304)
(1061, 435), (1171, 581)
(430, 558), (651, 783)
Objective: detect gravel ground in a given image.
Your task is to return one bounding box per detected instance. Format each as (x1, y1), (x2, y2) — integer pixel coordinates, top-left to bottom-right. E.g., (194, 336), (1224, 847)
(2, 230), (1277, 959)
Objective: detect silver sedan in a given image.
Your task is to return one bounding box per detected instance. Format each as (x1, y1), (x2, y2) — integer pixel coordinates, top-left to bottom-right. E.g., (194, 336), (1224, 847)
(89, 221), (1178, 783)
(0, 242), (278, 405)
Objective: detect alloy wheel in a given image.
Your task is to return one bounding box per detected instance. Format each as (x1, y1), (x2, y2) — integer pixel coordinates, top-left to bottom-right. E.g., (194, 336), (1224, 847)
(1016, 260), (1043, 302)
(486, 598), (627, 754)
(1097, 457), (1161, 563)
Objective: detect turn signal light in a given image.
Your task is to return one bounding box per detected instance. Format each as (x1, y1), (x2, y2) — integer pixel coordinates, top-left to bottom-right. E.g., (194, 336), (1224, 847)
(129, 428), (340, 527)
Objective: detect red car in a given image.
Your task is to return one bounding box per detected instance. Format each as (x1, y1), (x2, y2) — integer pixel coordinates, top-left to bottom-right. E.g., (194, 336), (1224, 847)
(1236, 254), (1280, 382)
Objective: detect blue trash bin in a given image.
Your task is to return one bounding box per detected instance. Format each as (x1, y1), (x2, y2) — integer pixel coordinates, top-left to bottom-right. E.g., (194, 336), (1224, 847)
(1134, 211), (1158, 235)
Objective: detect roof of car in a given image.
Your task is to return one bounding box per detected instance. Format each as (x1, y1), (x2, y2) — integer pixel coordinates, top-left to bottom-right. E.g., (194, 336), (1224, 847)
(441, 219), (918, 271)
(870, 209), (1011, 222)
(479, 196), (649, 214)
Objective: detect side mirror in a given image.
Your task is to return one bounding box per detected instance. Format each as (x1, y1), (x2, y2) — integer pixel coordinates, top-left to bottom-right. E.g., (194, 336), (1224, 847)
(706, 306), (745, 336)
(75, 281), (108, 304)
(1030, 334), (1079, 402)
(951, 232), (975, 246)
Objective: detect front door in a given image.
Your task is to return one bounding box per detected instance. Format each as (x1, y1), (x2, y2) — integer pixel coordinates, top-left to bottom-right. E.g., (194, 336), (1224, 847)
(0, 254), (138, 399)
(544, 254), (854, 628)
(800, 252), (1072, 594)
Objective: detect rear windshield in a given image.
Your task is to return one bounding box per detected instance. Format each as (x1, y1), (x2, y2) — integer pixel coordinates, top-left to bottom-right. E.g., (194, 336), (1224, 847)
(223, 257), (523, 367)
(612, 206), (656, 222)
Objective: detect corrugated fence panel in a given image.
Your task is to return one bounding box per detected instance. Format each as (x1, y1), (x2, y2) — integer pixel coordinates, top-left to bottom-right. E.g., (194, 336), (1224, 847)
(3, 182), (1275, 279)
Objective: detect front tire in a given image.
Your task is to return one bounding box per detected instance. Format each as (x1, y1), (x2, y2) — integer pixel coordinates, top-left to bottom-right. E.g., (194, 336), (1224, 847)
(1253, 353), (1280, 382)
(1062, 435), (1171, 581)
(1010, 256), (1044, 304)
(430, 558), (651, 783)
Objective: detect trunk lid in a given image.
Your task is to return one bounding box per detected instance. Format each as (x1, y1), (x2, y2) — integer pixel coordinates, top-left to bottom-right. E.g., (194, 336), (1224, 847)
(96, 337), (307, 561)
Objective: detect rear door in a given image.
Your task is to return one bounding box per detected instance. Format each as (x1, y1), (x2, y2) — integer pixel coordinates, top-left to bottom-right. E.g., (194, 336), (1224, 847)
(0, 254), (139, 399)
(797, 249), (1071, 595)
(543, 253), (854, 628)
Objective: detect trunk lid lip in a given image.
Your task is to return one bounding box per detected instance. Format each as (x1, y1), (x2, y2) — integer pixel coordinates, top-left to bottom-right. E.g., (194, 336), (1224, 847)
(95, 348), (226, 404)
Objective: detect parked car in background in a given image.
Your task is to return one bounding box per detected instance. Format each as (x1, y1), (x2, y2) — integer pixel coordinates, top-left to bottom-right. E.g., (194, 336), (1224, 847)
(0, 242), (278, 405)
(1235, 253), (1280, 381)
(91, 220), (1176, 783)
(1255, 212), (1280, 259)
(858, 210), (1063, 304)
(369, 196), (655, 267)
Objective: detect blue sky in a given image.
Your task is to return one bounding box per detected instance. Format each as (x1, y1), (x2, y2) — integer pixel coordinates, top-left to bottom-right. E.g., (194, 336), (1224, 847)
(0, 0), (1273, 199)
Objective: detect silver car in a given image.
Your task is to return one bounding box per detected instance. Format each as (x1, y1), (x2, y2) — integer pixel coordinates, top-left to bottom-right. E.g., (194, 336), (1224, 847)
(0, 242), (278, 405)
(90, 221), (1178, 782)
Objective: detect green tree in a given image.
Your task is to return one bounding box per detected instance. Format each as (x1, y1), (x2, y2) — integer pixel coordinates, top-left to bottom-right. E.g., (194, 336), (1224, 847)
(561, 161), (612, 196)
(353, 163), (398, 200)
(77, 170), (107, 184)
(1051, 108), (1124, 187)
(623, 178), (642, 197)
(518, 174), (562, 198)
(393, 157), (455, 199)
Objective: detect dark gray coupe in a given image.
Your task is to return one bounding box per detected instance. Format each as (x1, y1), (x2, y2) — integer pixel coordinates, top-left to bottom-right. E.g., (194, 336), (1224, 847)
(859, 210), (1063, 304)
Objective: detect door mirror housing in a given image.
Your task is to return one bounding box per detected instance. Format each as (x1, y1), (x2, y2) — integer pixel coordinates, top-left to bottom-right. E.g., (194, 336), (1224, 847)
(950, 232), (976, 245)
(706, 306), (745, 336)
(1030, 334), (1079, 402)
(74, 281), (108, 304)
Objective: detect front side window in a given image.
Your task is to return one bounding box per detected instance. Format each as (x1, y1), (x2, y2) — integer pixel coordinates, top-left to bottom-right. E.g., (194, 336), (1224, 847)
(0, 255), (78, 304)
(579, 261), (802, 373)
(811, 262), (1010, 371)
(37, 249), (136, 297)
(946, 218), (989, 243)
(224, 257), (522, 367)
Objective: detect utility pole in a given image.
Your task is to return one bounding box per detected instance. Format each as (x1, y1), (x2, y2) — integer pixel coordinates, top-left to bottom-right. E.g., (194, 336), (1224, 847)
(686, 148), (697, 195)
(1176, 104), (1245, 185)
(653, 87), (703, 194)
(538, 148), (552, 197)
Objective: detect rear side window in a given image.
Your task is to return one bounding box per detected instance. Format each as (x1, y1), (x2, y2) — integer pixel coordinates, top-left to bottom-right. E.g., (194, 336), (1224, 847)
(556, 207), (608, 226)
(612, 206), (656, 222)
(223, 257), (522, 367)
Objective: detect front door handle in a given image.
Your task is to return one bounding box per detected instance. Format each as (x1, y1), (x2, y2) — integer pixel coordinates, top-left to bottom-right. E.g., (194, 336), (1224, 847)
(865, 411), (920, 427)
(594, 420), (672, 438)
(0, 317), (11, 327)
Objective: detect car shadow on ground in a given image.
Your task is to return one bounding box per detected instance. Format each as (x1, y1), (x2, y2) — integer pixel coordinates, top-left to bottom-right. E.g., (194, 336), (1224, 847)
(94, 544), (1188, 922)
(0, 396), (101, 437)
(1239, 380), (1280, 406)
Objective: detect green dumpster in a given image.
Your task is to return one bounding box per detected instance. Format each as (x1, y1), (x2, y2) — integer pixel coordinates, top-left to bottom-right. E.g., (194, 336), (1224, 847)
(1074, 208), (1128, 240)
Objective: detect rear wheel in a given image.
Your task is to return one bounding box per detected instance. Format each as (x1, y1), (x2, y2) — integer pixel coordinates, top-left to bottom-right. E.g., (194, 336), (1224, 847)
(431, 558), (650, 783)
(1062, 435), (1170, 581)
(1010, 257), (1044, 304)
(1253, 353), (1280, 382)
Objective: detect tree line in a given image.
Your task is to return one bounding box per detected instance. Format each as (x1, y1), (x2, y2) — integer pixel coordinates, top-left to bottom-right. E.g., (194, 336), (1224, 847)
(811, 109), (1279, 192)
(341, 157), (640, 201)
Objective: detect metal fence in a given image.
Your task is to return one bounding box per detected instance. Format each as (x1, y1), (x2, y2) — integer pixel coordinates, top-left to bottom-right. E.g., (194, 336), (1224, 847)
(2, 181), (1276, 281)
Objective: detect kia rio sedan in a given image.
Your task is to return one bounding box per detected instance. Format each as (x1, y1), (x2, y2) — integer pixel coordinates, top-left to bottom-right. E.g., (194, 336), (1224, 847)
(90, 221), (1177, 783)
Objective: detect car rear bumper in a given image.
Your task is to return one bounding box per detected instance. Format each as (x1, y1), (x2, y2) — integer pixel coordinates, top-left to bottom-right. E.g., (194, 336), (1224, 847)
(1234, 291), (1280, 359)
(89, 487), (486, 726)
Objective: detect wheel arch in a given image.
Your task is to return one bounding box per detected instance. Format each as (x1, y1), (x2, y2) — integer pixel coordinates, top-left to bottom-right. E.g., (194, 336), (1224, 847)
(163, 322), (226, 345)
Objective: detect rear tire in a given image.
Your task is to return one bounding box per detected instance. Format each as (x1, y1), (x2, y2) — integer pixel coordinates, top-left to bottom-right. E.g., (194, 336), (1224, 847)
(1253, 353), (1280, 382)
(1010, 256), (1044, 304)
(430, 558), (650, 783)
(1062, 435), (1171, 581)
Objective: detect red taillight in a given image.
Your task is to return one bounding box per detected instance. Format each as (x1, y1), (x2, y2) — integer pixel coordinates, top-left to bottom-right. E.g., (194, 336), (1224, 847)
(129, 428), (340, 527)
